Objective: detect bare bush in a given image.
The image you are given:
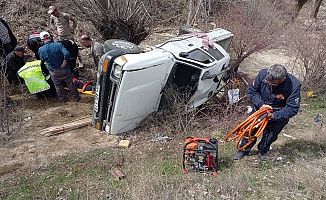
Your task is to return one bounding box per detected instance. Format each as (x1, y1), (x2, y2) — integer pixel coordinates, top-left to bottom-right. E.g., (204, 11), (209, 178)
(140, 87), (200, 136)
(72, 0), (230, 44)
(138, 82), (250, 141)
(72, 0), (153, 44)
(214, 0), (288, 72)
(0, 58), (19, 134)
(186, 0), (212, 27)
(287, 31), (326, 94)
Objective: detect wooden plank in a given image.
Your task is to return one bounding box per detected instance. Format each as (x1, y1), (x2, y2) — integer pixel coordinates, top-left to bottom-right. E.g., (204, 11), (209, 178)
(40, 116), (92, 137)
(110, 167), (126, 180)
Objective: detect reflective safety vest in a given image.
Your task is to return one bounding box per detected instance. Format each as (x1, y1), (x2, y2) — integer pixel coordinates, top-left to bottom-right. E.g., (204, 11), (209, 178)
(18, 60), (50, 94)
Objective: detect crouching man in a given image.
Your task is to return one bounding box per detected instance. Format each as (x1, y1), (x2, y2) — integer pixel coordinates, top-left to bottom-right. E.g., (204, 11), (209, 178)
(18, 55), (56, 99)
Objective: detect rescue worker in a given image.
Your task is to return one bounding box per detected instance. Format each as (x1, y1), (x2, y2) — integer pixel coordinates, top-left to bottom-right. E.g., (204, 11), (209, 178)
(26, 31), (44, 59)
(38, 31), (80, 103)
(233, 64), (301, 161)
(18, 55), (56, 99)
(58, 39), (79, 77)
(3, 46), (26, 84)
(48, 6), (77, 40)
(79, 34), (104, 67)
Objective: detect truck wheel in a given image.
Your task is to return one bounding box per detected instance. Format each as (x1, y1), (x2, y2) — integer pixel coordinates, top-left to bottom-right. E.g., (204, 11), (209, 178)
(178, 26), (203, 35)
(104, 39), (141, 54)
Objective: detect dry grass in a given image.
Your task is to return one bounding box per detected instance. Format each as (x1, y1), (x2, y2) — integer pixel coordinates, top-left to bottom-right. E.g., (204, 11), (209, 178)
(1, 95), (325, 200)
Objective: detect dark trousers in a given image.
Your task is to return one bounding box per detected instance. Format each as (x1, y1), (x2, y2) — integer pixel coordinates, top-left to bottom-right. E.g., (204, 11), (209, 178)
(68, 44), (79, 77)
(49, 68), (80, 102)
(240, 119), (289, 154)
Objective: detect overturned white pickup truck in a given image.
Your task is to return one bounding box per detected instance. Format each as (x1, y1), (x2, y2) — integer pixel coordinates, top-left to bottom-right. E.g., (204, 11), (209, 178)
(93, 28), (233, 134)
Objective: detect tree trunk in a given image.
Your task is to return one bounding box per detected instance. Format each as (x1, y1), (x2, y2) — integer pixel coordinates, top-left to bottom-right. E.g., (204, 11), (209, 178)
(311, 0), (323, 19)
(292, 0), (309, 21)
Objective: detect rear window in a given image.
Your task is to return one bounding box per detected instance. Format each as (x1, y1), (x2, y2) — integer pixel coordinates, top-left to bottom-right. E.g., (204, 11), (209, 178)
(185, 49), (214, 64)
(183, 48), (224, 64)
(206, 47), (224, 61)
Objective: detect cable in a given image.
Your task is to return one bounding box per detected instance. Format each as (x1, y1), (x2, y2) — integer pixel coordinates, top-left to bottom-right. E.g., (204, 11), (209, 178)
(225, 107), (273, 150)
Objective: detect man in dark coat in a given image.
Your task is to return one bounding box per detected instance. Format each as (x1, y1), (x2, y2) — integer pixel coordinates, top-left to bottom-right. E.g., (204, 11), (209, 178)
(3, 46), (26, 84)
(233, 64), (301, 161)
(27, 31), (43, 60)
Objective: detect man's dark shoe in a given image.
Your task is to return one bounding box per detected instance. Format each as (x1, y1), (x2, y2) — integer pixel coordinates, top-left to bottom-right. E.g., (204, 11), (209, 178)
(233, 150), (249, 160)
(73, 96), (81, 102)
(58, 98), (67, 103)
(258, 152), (266, 161)
(36, 93), (45, 99)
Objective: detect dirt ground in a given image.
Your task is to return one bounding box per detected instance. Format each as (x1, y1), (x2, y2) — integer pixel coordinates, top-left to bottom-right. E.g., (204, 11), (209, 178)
(0, 94), (119, 180)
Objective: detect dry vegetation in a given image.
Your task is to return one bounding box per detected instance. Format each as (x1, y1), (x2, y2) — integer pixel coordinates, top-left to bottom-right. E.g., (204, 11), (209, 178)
(0, 0), (325, 199)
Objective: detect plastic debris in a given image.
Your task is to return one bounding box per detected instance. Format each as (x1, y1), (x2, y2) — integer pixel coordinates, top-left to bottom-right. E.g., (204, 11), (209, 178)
(152, 135), (172, 142)
(306, 91), (317, 98)
(276, 157), (284, 162)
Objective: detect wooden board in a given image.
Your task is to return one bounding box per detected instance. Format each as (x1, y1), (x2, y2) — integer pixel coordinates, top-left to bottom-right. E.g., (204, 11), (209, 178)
(40, 116), (92, 137)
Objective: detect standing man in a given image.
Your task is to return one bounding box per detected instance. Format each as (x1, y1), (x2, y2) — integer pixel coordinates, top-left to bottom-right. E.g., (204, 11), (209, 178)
(48, 6), (77, 40)
(233, 64), (301, 161)
(79, 34), (104, 67)
(38, 31), (80, 103)
(0, 17), (17, 58)
(3, 46), (26, 84)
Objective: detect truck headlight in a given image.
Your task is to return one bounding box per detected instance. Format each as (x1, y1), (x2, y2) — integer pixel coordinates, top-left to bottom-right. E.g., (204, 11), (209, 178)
(112, 64), (122, 80)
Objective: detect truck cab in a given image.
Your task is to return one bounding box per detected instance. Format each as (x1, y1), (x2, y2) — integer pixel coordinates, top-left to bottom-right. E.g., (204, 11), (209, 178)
(93, 28), (233, 134)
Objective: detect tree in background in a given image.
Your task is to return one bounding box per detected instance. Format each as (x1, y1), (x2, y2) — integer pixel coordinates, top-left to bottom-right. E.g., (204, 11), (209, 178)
(292, 0), (324, 21)
(214, 0), (287, 72)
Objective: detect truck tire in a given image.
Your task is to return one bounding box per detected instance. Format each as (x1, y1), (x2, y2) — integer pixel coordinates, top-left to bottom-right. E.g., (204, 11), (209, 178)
(178, 26), (203, 35)
(104, 39), (141, 54)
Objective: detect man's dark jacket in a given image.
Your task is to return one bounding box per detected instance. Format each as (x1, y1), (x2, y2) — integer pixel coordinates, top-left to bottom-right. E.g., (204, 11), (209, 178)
(4, 51), (25, 83)
(248, 69), (301, 121)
